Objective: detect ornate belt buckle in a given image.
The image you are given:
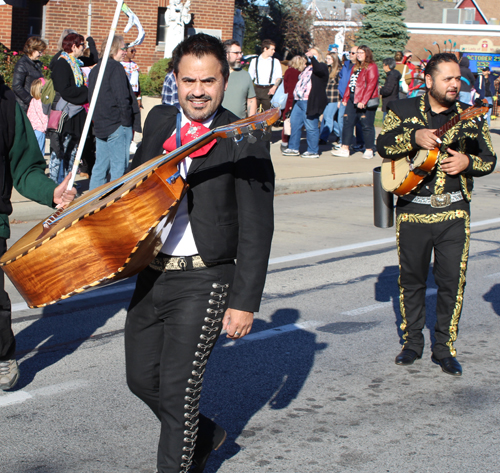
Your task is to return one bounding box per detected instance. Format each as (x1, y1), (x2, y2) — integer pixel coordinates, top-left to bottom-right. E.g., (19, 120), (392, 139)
(430, 193), (451, 208)
(177, 257), (187, 270)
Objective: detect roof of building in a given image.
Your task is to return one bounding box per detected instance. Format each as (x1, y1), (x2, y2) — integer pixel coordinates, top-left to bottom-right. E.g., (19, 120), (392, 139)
(457, 0), (494, 23)
(402, 0), (452, 24)
(307, 1), (345, 20)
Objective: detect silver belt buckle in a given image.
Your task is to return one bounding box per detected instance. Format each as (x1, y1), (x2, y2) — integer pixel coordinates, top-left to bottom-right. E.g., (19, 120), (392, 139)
(177, 257), (187, 270)
(430, 193), (451, 208)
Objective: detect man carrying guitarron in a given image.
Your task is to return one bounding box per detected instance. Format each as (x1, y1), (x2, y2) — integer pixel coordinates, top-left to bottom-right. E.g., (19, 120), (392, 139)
(126, 33), (274, 472)
(377, 53), (496, 376)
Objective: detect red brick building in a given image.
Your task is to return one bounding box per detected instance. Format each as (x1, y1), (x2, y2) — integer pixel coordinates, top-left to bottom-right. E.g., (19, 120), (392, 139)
(0, 0), (235, 71)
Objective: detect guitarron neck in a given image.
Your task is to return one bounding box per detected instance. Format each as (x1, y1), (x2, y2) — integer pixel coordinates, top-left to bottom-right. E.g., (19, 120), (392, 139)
(435, 114), (460, 139)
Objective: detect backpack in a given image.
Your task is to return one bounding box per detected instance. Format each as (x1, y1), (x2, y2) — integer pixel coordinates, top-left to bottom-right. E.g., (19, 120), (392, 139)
(40, 78), (56, 115)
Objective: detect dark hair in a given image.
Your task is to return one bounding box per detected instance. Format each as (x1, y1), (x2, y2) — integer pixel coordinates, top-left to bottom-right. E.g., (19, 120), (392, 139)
(424, 53), (458, 80)
(383, 58), (396, 70)
(394, 51), (403, 62)
(62, 33), (85, 54)
(223, 39), (240, 53)
(261, 39), (276, 51)
(23, 36), (46, 56)
(353, 45), (374, 71)
(172, 33), (229, 81)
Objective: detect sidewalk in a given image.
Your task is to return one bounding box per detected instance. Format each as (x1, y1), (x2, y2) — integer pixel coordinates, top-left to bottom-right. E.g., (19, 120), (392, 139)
(9, 113), (500, 222)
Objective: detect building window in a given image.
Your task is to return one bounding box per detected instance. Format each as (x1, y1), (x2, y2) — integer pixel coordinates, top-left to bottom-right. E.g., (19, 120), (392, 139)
(157, 7), (167, 45)
(27, 0), (45, 36)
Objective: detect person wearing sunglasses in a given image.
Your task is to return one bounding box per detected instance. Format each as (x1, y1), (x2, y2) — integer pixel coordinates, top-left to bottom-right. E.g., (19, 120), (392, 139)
(88, 35), (142, 191)
(121, 43), (143, 109)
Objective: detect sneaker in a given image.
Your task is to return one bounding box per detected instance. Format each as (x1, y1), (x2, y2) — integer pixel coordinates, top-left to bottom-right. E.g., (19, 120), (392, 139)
(333, 143), (342, 150)
(363, 149), (374, 159)
(331, 148), (349, 157)
(318, 139), (328, 145)
(0, 358), (20, 390)
(280, 143), (288, 152)
(301, 151), (319, 159)
(282, 148), (299, 156)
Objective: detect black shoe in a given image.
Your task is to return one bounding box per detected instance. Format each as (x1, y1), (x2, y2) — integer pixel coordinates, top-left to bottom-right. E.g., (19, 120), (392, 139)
(319, 139), (328, 145)
(395, 349), (421, 366)
(431, 355), (462, 376)
(190, 420), (227, 473)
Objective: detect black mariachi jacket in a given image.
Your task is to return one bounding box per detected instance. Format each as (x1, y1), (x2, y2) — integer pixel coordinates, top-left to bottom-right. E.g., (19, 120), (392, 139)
(132, 105), (275, 313)
(377, 93), (497, 202)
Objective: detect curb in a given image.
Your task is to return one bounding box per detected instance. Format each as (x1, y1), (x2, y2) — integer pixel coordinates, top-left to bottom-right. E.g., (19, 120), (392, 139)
(275, 172), (373, 195)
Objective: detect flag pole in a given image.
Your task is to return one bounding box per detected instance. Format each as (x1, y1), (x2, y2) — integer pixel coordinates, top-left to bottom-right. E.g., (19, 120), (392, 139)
(67, 0), (124, 190)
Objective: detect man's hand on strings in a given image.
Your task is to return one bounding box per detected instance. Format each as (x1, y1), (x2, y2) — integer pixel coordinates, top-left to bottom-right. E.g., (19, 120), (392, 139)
(441, 149), (469, 175)
(415, 128), (440, 150)
(53, 172), (77, 209)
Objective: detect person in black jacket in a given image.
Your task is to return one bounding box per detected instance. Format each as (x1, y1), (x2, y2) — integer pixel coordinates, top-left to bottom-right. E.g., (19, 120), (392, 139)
(282, 47), (328, 159)
(12, 37), (46, 112)
(125, 33), (274, 473)
(377, 53), (496, 377)
(380, 57), (401, 119)
(49, 33), (89, 184)
(0, 84), (76, 391)
(458, 56), (475, 105)
(88, 35), (141, 190)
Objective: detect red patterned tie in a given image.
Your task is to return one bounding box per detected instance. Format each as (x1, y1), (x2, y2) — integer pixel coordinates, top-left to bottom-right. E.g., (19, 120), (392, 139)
(163, 122), (216, 158)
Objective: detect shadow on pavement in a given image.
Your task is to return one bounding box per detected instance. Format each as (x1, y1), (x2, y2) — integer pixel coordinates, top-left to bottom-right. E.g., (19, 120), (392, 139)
(13, 282), (133, 390)
(199, 308), (327, 472)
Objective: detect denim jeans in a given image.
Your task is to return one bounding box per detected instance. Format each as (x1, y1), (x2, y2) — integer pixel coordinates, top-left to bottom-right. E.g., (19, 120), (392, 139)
(338, 100), (364, 147)
(342, 99), (376, 150)
(49, 132), (78, 184)
(486, 96), (493, 127)
(319, 102), (340, 141)
(34, 130), (46, 156)
(90, 125), (133, 190)
(459, 91), (471, 105)
(288, 100), (320, 154)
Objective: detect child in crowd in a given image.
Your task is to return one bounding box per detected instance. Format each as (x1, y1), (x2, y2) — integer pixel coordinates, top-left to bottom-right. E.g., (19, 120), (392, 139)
(26, 78), (48, 155)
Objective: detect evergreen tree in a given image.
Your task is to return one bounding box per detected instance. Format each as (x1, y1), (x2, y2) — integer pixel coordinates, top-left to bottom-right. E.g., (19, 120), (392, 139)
(356, 0), (409, 67)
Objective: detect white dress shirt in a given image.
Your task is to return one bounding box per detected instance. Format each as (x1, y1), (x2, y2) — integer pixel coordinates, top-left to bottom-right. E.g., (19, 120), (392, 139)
(160, 110), (215, 256)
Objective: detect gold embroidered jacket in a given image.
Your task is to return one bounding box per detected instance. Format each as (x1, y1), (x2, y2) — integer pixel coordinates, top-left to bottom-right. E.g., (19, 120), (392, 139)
(377, 94), (497, 201)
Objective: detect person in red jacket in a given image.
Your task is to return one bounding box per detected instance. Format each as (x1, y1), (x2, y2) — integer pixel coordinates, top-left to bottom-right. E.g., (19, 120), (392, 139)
(332, 45), (379, 159)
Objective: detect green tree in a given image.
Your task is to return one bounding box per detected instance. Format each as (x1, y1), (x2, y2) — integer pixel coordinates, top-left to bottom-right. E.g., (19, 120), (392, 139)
(235, 0), (262, 55)
(356, 0), (409, 67)
(260, 0), (313, 58)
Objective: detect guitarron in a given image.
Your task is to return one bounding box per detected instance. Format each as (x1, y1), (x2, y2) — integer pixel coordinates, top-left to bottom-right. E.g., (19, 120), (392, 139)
(0, 108), (279, 308)
(381, 100), (489, 196)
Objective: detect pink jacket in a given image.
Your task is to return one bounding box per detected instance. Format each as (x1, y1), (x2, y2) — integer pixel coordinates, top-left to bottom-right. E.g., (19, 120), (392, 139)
(27, 98), (48, 132)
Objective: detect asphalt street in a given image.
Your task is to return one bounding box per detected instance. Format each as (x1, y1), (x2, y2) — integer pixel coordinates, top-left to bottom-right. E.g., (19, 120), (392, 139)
(2, 174), (500, 472)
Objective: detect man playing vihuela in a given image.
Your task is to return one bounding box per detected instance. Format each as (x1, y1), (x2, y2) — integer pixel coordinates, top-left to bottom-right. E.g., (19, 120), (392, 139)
(377, 53), (497, 376)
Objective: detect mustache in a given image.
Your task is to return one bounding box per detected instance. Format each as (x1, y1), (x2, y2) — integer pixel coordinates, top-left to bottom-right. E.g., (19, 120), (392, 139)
(187, 95), (211, 101)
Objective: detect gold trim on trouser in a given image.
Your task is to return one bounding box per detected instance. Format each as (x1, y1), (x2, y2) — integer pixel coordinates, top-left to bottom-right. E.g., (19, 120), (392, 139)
(395, 209), (470, 356)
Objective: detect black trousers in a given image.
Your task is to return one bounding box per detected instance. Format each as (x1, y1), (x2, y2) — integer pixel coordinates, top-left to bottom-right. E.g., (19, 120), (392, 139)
(125, 262), (235, 473)
(0, 238), (14, 361)
(342, 98), (376, 151)
(396, 203), (470, 359)
(254, 85), (272, 111)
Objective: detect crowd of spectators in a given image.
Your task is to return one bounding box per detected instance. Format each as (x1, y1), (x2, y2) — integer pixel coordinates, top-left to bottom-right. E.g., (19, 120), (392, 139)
(6, 33), (500, 185)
